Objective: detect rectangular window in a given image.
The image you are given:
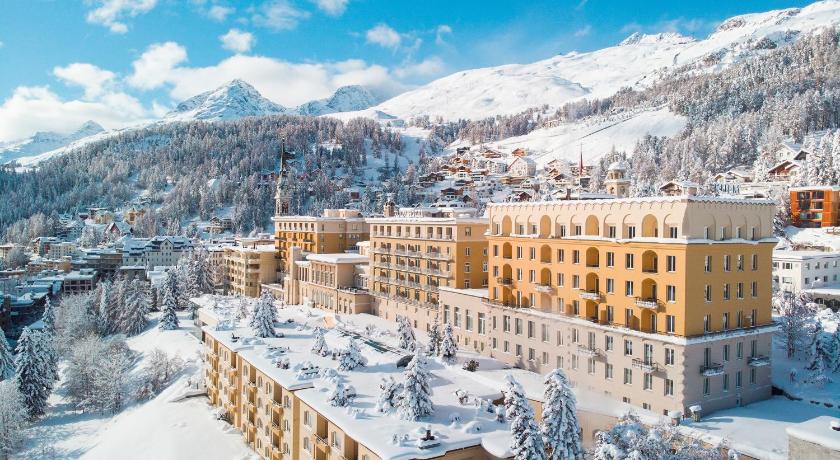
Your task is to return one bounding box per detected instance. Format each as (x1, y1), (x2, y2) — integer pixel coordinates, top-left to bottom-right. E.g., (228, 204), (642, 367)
(704, 315), (711, 333)
(606, 252), (615, 267)
(723, 374), (730, 392)
(704, 256), (712, 273)
(528, 348), (535, 361)
(666, 255), (676, 272)
(737, 342), (743, 359)
(529, 247), (535, 260)
(588, 358), (596, 374)
(724, 255), (731, 272)
(666, 285), (676, 302)
(703, 377), (710, 396)
(704, 285), (712, 302)
(723, 344), (730, 361)
(605, 363), (613, 379)
(644, 373), (653, 390)
(750, 368), (756, 385)
(627, 226), (636, 238)
(557, 273), (565, 287)
(572, 275), (580, 289)
(573, 250), (580, 264)
(605, 335), (614, 351)
(608, 226), (617, 238)
(665, 378), (674, 396)
(625, 281), (634, 296)
(541, 324), (549, 342)
(723, 313), (730, 331)
(723, 283), (731, 300)
(666, 315), (675, 333)
(516, 344), (523, 357)
(625, 253), (634, 269)
(665, 348), (674, 365)
(503, 315), (511, 333)
(557, 249), (565, 262)
(624, 340), (633, 356)
(527, 321), (535, 339)
(606, 278), (615, 293)
(752, 254), (758, 271)
(736, 371), (742, 388)
(669, 226), (678, 238)
(515, 318), (523, 335)
(624, 368), (633, 385)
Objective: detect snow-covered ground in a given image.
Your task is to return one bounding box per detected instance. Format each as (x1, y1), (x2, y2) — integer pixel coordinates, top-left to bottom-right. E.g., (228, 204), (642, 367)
(451, 107), (686, 166)
(785, 226), (840, 251)
(15, 313), (256, 460)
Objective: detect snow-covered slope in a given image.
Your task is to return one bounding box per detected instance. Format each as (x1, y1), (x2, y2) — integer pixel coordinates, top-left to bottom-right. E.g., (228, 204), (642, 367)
(0, 121), (104, 164)
(342, 1), (840, 121)
(296, 85), (383, 116)
(458, 107), (687, 166)
(164, 79), (289, 121)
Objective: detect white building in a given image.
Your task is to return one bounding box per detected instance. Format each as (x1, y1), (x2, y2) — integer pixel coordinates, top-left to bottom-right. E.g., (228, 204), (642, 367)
(772, 249), (840, 292)
(507, 156), (536, 177)
(122, 236), (194, 269)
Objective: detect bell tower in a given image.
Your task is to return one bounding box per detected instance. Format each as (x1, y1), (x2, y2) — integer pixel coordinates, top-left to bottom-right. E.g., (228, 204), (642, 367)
(275, 139), (292, 216)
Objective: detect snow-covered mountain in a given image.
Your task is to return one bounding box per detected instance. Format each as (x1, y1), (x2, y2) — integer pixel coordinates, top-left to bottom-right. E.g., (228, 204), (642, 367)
(337, 1), (840, 121)
(164, 79), (289, 121)
(296, 85), (383, 116)
(0, 120), (104, 163)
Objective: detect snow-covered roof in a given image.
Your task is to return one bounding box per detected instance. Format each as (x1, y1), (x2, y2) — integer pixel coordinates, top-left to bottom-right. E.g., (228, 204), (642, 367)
(201, 305), (515, 460)
(786, 416), (840, 452)
(772, 249), (840, 260)
(607, 160), (629, 171)
(306, 253), (369, 264)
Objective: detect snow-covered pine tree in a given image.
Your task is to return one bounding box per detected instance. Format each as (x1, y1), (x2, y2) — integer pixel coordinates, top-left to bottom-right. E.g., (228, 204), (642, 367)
(830, 328), (840, 373)
(95, 349), (131, 414)
(806, 321), (833, 387)
(311, 326), (328, 355)
(251, 291), (277, 338)
(119, 279), (151, 336)
(541, 369), (583, 460)
(41, 297), (56, 336)
(14, 327), (52, 419)
(376, 375), (403, 413)
(776, 291), (816, 358)
(398, 346), (434, 421)
(327, 382), (349, 407)
(427, 315), (442, 356)
(337, 338), (367, 371)
(0, 327), (15, 381)
(396, 315), (416, 351)
(440, 322), (458, 361)
(158, 280), (180, 330)
(0, 380), (28, 457)
(503, 374), (546, 460)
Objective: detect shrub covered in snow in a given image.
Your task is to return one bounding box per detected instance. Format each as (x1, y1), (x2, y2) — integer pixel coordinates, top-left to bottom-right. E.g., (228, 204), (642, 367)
(337, 338), (367, 371)
(376, 375), (404, 413)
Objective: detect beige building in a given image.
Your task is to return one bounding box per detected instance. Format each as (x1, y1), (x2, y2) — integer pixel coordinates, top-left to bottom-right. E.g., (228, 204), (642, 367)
(293, 253), (371, 315)
(224, 244), (280, 298)
(367, 205), (488, 332)
(444, 196), (777, 417)
(273, 209), (369, 268)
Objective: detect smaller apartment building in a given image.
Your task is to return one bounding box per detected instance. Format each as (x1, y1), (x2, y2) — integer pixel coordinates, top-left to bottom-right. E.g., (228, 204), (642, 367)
(773, 249), (840, 292)
(367, 206), (489, 332)
(293, 253), (371, 315)
(791, 186), (840, 228)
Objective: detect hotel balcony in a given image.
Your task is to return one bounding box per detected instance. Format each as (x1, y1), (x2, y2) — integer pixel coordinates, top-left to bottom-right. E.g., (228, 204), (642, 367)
(533, 283), (554, 294)
(748, 355), (770, 367)
(634, 297), (659, 309)
(700, 362), (725, 376)
(576, 345), (602, 357)
(496, 277), (513, 286)
(631, 358), (660, 373)
(578, 290), (600, 301)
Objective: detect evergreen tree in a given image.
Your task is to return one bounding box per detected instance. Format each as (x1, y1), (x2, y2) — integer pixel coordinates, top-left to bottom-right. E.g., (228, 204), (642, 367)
(398, 346), (434, 421)
(427, 315), (442, 357)
(440, 323), (458, 361)
(327, 382), (349, 407)
(41, 297), (56, 336)
(376, 375), (403, 413)
(830, 328), (840, 373)
(14, 327), (52, 419)
(337, 338), (367, 371)
(0, 380), (28, 457)
(397, 315), (416, 351)
(504, 374), (546, 460)
(158, 279), (180, 331)
(97, 280), (115, 335)
(541, 369), (583, 460)
(122, 279), (152, 335)
(251, 291), (277, 338)
(0, 327), (14, 381)
(311, 326), (328, 355)
(806, 321), (833, 387)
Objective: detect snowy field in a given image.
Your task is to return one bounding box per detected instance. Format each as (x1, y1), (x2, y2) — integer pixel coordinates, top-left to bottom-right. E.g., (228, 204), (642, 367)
(15, 312), (256, 460)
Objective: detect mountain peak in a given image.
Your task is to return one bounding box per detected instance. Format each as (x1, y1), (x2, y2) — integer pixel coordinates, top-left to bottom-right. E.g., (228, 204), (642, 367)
(295, 85), (383, 116)
(165, 79), (288, 121)
(620, 32), (695, 46)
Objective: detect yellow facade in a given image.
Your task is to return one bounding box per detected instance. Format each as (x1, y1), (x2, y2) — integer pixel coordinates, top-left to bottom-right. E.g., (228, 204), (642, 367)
(272, 209), (369, 271)
(223, 245), (280, 298)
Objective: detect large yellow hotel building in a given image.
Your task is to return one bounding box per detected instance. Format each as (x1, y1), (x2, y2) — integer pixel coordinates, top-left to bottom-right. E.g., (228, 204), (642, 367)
(439, 196), (777, 416)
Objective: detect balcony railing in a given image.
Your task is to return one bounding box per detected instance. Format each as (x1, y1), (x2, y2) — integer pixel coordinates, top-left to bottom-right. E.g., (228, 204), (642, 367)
(496, 277), (513, 286)
(533, 283), (553, 293)
(748, 355), (770, 367)
(579, 290), (600, 301)
(634, 298), (658, 309)
(631, 358), (660, 373)
(576, 345), (601, 357)
(700, 362), (724, 376)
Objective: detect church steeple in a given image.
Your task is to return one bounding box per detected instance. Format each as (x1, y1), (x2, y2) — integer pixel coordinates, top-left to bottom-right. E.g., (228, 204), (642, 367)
(275, 139), (292, 216)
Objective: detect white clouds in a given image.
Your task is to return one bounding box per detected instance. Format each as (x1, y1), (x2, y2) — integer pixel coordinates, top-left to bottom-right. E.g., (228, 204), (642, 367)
(574, 24), (592, 37)
(435, 24), (452, 45)
(251, 0), (310, 31)
(125, 41), (404, 107)
(0, 86), (148, 142)
(366, 23), (402, 49)
(220, 29), (256, 53)
(52, 63), (116, 99)
(85, 0), (158, 34)
(394, 56), (445, 79)
(207, 5), (234, 21)
(312, 0), (347, 16)
(127, 42), (188, 90)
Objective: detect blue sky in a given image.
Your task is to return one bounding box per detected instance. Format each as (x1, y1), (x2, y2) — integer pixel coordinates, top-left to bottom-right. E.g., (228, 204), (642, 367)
(0, 0), (814, 141)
